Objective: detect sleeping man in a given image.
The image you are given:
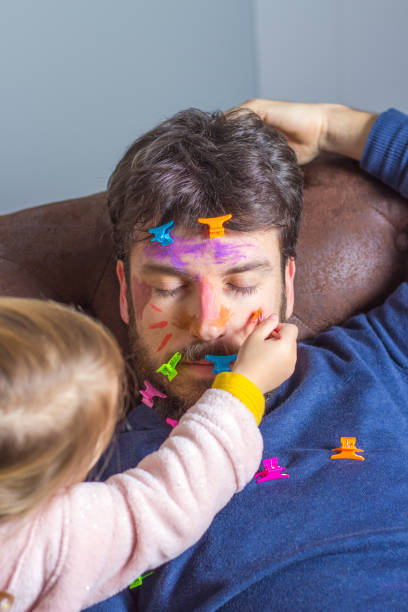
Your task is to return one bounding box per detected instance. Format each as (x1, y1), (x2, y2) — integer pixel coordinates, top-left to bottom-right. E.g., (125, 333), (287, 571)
(88, 100), (408, 611)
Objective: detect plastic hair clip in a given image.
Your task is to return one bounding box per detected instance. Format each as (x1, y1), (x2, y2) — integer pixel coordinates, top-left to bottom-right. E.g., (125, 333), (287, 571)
(197, 214), (232, 238)
(330, 437), (365, 461)
(156, 352), (182, 381)
(254, 457), (290, 482)
(139, 380), (167, 408)
(148, 220), (175, 246)
(129, 571), (155, 589)
(205, 354), (237, 374)
(166, 417), (179, 428)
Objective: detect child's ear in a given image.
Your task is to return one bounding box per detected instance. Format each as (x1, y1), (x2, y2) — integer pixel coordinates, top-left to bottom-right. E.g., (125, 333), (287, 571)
(116, 260), (129, 325)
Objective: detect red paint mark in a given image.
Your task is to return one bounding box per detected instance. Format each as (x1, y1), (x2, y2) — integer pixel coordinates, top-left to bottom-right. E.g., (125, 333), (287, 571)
(157, 333), (172, 352)
(132, 278), (152, 321)
(149, 303), (162, 312)
(149, 320), (168, 329)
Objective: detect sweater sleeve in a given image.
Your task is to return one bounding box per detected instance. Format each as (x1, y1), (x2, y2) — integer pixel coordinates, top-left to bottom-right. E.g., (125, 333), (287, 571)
(360, 108), (408, 198)
(212, 371), (265, 425)
(3, 388), (263, 611)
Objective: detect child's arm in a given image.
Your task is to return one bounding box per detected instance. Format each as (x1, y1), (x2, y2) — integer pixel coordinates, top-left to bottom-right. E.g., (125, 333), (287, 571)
(3, 315), (297, 611)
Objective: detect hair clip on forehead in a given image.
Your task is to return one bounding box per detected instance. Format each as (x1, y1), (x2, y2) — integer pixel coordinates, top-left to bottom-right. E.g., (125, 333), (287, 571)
(198, 214), (232, 239)
(148, 220), (175, 246)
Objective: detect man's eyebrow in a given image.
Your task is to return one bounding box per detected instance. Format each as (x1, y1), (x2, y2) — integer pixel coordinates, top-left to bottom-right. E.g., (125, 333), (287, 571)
(141, 262), (189, 277)
(140, 260), (274, 278)
(223, 260), (274, 275)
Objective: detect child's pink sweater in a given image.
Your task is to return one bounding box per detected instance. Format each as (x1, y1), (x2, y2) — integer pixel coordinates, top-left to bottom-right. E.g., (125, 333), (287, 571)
(0, 388), (263, 611)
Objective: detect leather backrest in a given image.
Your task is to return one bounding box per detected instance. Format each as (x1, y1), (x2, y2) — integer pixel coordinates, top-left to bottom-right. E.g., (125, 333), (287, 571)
(1, 156), (407, 352)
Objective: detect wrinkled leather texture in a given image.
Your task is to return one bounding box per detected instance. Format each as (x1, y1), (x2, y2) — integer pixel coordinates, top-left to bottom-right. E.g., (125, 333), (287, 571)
(1, 155), (407, 351)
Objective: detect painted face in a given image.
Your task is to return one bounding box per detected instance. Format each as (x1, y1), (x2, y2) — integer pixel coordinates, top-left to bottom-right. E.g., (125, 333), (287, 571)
(117, 228), (295, 417)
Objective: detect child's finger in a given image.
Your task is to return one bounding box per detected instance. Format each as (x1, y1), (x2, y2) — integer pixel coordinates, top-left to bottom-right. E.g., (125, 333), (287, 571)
(248, 313), (279, 340)
(275, 322), (299, 343)
(243, 308), (264, 335)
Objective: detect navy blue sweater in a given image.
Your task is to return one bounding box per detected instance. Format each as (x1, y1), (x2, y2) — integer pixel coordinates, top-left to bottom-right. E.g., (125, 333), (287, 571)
(87, 109), (408, 611)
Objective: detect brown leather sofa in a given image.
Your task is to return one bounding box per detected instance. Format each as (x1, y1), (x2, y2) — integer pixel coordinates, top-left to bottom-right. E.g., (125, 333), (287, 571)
(1, 155), (407, 355)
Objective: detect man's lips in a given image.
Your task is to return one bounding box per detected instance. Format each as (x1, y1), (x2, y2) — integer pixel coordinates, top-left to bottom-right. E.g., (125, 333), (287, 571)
(183, 360), (212, 366)
(180, 360), (215, 378)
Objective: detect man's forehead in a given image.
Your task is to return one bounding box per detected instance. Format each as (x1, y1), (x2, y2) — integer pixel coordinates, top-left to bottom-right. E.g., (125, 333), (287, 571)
(131, 228), (280, 271)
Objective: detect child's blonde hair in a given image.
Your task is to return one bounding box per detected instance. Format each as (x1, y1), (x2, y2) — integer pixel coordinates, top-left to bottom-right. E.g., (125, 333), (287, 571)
(0, 298), (125, 524)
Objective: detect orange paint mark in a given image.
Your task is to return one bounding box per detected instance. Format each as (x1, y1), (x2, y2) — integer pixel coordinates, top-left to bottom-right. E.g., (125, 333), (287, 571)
(250, 307), (263, 323)
(149, 303), (162, 312)
(210, 305), (232, 328)
(157, 333), (172, 352)
(149, 320), (168, 329)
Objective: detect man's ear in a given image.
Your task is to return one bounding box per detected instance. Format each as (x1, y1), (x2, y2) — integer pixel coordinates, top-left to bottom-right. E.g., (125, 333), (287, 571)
(116, 260), (129, 325)
(285, 258), (296, 319)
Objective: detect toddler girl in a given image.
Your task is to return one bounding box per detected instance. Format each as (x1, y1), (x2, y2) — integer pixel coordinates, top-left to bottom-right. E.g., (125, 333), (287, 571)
(0, 298), (297, 611)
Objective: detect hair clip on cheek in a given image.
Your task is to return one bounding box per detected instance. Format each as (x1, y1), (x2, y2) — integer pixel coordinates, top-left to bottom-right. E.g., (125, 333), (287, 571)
(148, 220), (175, 246)
(198, 214), (232, 239)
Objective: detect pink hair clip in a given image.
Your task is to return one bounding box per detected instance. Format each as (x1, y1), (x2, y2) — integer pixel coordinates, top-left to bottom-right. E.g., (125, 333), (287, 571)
(254, 457), (289, 482)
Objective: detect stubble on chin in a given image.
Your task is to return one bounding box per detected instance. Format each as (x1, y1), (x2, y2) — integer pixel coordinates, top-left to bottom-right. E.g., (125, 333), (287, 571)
(126, 319), (212, 420)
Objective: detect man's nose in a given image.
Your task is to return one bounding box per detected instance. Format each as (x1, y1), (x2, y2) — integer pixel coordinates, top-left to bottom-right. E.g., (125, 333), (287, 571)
(189, 279), (227, 341)
(190, 315), (226, 342)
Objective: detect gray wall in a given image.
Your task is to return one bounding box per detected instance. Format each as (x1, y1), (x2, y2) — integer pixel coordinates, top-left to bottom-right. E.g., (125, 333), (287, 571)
(2, 1), (407, 215)
(254, 0), (408, 113)
(0, 0), (255, 214)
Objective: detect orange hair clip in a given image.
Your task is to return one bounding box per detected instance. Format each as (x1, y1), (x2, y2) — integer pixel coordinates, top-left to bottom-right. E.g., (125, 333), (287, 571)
(197, 214), (232, 238)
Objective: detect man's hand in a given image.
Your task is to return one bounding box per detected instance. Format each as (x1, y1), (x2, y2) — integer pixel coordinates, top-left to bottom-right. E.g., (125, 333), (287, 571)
(238, 99), (378, 165)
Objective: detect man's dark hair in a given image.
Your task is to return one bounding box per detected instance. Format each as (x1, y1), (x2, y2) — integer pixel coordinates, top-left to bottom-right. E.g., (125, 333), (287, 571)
(107, 108), (303, 269)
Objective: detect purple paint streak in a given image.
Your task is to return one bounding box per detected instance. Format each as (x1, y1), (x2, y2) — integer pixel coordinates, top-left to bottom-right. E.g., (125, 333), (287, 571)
(212, 239), (254, 265)
(144, 236), (254, 269)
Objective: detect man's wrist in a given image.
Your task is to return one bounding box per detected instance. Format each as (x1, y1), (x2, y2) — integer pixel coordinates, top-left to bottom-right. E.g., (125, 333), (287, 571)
(320, 104), (378, 161)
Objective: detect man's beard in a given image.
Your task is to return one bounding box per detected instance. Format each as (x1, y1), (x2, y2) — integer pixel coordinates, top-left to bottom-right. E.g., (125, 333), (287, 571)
(125, 286), (287, 420)
(126, 317), (240, 419)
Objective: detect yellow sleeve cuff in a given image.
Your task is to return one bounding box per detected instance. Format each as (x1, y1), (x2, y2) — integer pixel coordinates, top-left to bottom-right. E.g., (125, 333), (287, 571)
(212, 372), (265, 425)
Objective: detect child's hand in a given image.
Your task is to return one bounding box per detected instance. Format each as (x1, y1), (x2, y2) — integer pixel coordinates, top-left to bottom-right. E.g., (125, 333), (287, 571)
(232, 314), (298, 394)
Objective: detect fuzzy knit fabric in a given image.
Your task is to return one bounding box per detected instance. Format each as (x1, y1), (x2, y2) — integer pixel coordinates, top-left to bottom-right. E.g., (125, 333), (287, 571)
(0, 387), (263, 611)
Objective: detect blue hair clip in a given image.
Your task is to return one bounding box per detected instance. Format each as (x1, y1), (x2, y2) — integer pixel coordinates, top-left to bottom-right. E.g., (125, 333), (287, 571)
(205, 354), (237, 374)
(148, 220), (175, 246)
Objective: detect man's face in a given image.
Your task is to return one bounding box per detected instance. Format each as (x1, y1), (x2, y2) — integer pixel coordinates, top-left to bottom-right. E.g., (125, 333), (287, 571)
(116, 228), (295, 418)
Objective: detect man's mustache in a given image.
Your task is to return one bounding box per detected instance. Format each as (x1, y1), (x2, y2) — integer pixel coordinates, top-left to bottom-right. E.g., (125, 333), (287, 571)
(176, 340), (240, 363)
